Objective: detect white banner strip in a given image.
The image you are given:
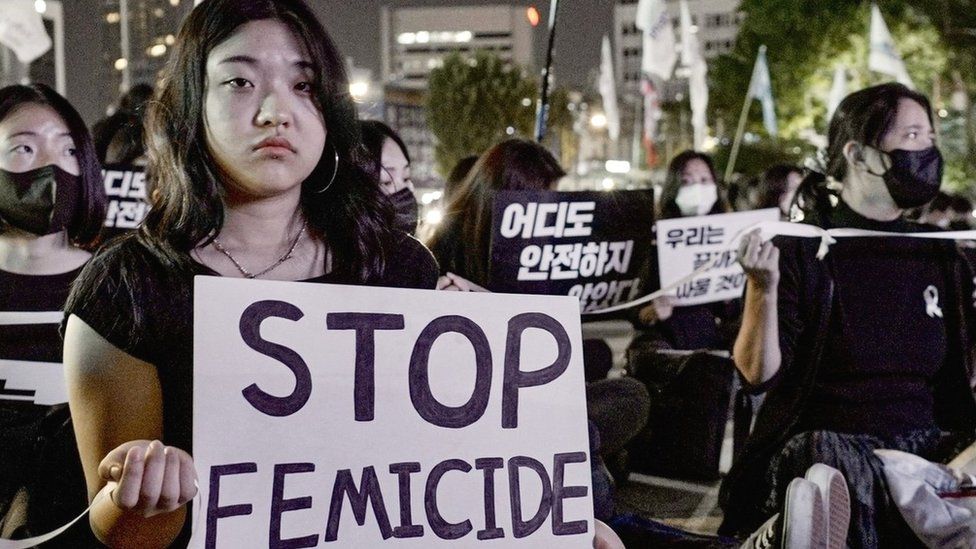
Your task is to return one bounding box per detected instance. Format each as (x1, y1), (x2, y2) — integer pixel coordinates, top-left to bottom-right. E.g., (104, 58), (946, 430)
(0, 311), (63, 326)
(583, 222), (976, 316)
(0, 491), (105, 549)
(0, 482), (202, 548)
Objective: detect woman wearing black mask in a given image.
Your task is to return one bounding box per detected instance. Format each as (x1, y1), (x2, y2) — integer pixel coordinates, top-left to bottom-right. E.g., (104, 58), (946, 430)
(0, 83), (105, 546)
(720, 83), (976, 548)
(360, 120), (418, 235)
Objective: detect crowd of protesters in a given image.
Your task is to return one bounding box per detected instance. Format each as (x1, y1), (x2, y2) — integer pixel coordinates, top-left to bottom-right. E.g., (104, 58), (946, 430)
(1, 0), (975, 548)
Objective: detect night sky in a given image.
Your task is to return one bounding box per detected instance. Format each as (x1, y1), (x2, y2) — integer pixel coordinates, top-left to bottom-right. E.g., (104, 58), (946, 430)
(62, 0), (616, 122)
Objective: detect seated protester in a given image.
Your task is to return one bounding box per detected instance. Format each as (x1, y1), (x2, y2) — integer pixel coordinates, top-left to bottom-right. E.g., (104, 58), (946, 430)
(359, 120), (418, 235)
(757, 164), (804, 220)
(424, 138), (651, 517)
(0, 83), (105, 546)
(719, 83), (976, 549)
(62, 2), (438, 546)
(632, 151), (741, 352)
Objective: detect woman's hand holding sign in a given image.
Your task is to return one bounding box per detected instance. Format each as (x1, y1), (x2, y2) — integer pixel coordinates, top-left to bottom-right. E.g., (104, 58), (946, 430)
(637, 296), (675, 325)
(737, 229), (779, 293)
(100, 440), (197, 517)
(436, 272), (490, 292)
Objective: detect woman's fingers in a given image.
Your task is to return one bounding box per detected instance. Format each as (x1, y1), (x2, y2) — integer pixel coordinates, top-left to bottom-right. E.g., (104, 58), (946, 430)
(102, 441), (198, 515)
(739, 232), (761, 268)
(138, 440), (166, 509)
(445, 272), (471, 291)
(178, 450), (198, 505)
(156, 447), (182, 513)
(435, 275), (452, 290)
(113, 445), (146, 509)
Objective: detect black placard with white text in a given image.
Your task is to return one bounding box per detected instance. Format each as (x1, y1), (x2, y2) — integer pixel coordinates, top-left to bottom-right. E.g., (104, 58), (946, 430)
(489, 190), (655, 313)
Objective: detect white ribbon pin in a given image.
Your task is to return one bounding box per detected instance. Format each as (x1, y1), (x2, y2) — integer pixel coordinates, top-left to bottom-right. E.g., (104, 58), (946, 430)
(925, 285), (943, 319)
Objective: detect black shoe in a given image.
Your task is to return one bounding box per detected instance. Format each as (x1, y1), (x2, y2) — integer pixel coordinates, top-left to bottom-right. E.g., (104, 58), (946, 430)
(739, 478), (826, 549)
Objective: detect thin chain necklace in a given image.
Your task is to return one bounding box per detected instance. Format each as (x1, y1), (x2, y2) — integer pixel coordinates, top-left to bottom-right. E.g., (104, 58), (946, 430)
(211, 221), (307, 279)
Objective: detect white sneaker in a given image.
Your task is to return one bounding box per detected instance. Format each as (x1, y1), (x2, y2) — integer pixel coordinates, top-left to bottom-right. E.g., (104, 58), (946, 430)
(804, 464), (851, 549)
(740, 477), (827, 549)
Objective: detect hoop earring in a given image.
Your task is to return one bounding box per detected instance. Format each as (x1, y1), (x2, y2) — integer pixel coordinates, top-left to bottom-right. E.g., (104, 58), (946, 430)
(317, 142), (340, 194)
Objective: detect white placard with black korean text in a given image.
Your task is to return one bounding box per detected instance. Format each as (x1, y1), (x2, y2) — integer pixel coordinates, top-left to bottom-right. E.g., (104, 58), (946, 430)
(489, 190), (655, 313)
(102, 165), (149, 237)
(191, 277), (594, 548)
(657, 209), (780, 306)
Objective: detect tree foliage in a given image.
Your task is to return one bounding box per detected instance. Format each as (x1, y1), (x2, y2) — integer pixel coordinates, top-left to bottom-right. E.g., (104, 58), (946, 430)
(708, 0), (976, 187)
(425, 51), (573, 176)
(426, 51), (537, 176)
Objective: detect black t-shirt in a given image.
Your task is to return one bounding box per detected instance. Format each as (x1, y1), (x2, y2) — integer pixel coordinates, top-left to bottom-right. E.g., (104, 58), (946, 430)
(796, 202), (950, 438)
(66, 234), (439, 456)
(1, 266), (96, 547)
(65, 234), (438, 547)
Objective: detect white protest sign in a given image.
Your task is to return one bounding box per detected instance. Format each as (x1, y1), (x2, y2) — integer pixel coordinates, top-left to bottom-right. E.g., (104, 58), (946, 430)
(0, 0), (52, 64)
(191, 277), (594, 548)
(657, 209), (780, 306)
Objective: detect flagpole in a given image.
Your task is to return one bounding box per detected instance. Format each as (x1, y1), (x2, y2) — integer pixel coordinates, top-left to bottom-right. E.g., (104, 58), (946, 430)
(724, 45), (764, 182)
(535, 0), (560, 142)
(120, 0), (131, 92)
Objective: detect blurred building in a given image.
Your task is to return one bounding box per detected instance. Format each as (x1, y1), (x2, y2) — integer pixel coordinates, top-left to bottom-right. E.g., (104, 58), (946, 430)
(97, 0), (190, 113)
(380, 4), (536, 89)
(381, 85), (439, 188)
(614, 0), (742, 97)
(378, 3), (538, 186)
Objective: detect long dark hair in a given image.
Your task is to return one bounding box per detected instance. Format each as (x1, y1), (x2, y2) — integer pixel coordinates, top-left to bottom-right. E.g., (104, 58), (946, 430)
(139, 0), (391, 278)
(658, 150), (729, 220)
(757, 164), (802, 210)
(425, 139), (565, 286)
(0, 83), (105, 247)
(795, 82), (934, 225)
(360, 120), (409, 184)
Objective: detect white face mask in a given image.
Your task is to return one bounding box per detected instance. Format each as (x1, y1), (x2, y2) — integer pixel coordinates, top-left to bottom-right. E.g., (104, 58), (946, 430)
(675, 183), (718, 216)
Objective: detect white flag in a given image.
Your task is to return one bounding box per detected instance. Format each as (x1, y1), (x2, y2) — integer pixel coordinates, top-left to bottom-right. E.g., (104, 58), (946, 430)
(599, 35), (621, 142)
(0, 0), (52, 64)
(827, 65), (847, 121)
(748, 45), (778, 138)
(636, 0), (677, 80)
(868, 4), (914, 88)
(680, 0), (708, 150)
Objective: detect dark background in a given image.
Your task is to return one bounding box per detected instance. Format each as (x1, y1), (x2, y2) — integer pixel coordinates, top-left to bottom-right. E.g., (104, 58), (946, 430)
(62, 0), (615, 122)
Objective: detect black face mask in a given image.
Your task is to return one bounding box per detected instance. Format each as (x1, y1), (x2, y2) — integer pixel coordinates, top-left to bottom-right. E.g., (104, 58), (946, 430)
(867, 146), (943, 209)
(0, 165), (81, 236)
(389, 187), (419, 235)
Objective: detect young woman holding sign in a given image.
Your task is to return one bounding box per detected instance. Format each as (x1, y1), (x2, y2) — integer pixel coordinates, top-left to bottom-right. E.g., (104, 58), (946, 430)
(720, 83), (976, 548)
(62, 1), (438, 546)
(0, 84), (105, 546)
(633, 150), (739, 350)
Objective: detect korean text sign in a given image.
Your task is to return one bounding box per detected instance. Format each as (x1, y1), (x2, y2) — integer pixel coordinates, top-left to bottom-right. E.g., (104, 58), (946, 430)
(192, 277), (594, 548)
(656, 209), (780, 306)
(489, 190), (655, 312)
(102, 165), (149, 236)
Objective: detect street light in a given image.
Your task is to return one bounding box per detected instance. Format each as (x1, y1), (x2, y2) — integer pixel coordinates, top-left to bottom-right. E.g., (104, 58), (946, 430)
(349, 80), (369, 101)
(590, 112), (608, 130)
